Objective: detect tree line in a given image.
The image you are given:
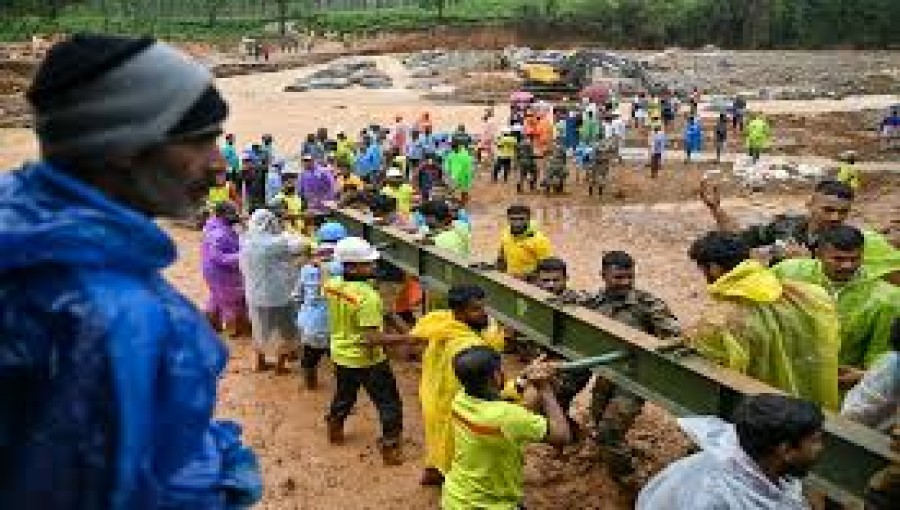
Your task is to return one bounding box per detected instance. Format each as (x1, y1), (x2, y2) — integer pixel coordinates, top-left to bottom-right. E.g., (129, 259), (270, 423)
(1, 0), (898, 48)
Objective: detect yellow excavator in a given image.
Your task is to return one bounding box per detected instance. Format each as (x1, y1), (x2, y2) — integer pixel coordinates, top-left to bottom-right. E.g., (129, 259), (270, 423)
(519, 51), (591, 97)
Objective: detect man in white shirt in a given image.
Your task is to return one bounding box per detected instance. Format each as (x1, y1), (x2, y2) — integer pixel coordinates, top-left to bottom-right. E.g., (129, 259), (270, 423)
(638, 394), (825, 510)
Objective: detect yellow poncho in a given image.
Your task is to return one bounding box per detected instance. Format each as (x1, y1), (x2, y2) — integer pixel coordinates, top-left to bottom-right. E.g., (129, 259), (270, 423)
(411, 311), (506, 473)
(689, 260), (840, 410)
(500, 225), (553, 277)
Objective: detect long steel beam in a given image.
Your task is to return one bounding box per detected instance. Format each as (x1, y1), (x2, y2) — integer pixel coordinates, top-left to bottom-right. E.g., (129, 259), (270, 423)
(331, 207), (895, 506)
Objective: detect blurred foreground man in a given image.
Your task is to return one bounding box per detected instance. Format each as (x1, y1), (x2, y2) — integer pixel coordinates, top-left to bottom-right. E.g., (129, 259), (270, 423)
(637, 394), (825, 510)
(0, 35), (260, 509)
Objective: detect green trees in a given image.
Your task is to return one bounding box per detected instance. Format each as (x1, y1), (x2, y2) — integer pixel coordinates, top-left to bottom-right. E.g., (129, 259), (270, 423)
(0, 0), (897, 46)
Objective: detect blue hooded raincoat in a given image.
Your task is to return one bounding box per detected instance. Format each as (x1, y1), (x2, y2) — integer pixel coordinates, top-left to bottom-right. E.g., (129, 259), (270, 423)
(0, 162), (261, 509)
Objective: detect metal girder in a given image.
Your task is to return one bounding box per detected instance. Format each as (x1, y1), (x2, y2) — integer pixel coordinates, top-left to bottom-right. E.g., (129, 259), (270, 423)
(331, 207), (895, 505)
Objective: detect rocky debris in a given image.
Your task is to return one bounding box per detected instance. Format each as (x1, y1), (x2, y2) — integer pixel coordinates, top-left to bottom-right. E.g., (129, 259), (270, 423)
(284, 58), (393, 91)
(624, 49), (900, 99)
(728, 156), (826, 189)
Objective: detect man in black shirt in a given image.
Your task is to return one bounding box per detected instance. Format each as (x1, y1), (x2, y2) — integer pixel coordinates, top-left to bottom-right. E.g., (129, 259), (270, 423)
(700, 178), (854, 263)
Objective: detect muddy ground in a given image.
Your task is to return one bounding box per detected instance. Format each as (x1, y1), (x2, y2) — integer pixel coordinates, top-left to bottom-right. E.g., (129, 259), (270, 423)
(160, 166), (898, 510)
(1, 45), (898, 509)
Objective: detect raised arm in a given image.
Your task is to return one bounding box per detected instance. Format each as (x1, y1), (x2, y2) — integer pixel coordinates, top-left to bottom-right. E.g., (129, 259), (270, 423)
(699, 178), (740, 232)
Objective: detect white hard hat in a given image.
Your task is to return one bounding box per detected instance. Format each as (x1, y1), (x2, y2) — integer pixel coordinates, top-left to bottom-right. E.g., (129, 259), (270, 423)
(386, 167), (403, 178)
(333, 237), (380, 263)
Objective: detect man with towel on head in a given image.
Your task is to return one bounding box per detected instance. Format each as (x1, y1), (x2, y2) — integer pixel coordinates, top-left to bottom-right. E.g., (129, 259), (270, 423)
(0, 34), (261, 508)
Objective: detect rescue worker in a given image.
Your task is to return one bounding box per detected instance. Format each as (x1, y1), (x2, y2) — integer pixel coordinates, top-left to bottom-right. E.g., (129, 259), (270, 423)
(700, 177), (899, 277)
(541, 143), (569, 194)
(299, 153), (336, 213)
(493, 127), (517, 183)
(580, 109), (601, 146)
(649, 124), (667, 179)
(441, 346), (571, 509)
(222, 132), (241, 182)
(202, 201), (249, 337)
(381, 166), (416, 218)
(335, 131), (356, 169)
(746, 113), (771, 163)
(355, 135), (382, 184)
(445, 142), (474, 205)
(687, 231), (840, 410)
(515, 136), (539, 193)
(296, 221), (347, 390)
(419, 200), (471, 257)
(637, 394), (825, 509)
(0, 34), (261, 507)
(587, 138), (614, 197)
(324, 237), (414, 465)
(773, 225), (900, 383)
(497, 204), (554, 279)
(410, 285), (506, 486)
(837, 150), (861, 190)
(714, 113), (728, 163)
(842, 318), (900, 432)
(273, 169), (303, 233)
(580, 251), (681, 479)
(683, 116), (703, 163)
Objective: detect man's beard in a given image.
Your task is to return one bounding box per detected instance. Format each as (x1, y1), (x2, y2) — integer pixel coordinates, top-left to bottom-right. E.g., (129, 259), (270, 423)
(465, 316), (490, 332)
(122, 164), (213, 218)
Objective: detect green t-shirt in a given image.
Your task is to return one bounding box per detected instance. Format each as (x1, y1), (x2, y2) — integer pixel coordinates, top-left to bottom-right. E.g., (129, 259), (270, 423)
(434, 224), (472, 257)
(446, 150), (474, 192)
(441, 392), (548, 510)
(324, 279), (386, 368)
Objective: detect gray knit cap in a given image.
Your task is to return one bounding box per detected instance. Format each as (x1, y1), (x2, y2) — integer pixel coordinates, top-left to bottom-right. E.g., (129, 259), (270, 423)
(31, 37), (219, 159)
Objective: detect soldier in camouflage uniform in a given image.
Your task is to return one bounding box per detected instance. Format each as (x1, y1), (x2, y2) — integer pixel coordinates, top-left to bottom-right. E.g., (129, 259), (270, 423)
(541, 143), (569, 194)
(587, 138), (615, 197)
(516, 137), (539, 193)
(700, 177), (856, 265)
(532, 257), (595, 439)
(580, 251), (681, 482)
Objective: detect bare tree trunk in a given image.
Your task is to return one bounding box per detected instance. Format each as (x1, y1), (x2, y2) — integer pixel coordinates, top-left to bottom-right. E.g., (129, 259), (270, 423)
(278, 0), (287, 36)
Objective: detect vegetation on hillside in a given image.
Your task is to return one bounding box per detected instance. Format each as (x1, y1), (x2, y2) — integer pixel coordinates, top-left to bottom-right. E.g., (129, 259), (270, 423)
(0, 0), (897, 48)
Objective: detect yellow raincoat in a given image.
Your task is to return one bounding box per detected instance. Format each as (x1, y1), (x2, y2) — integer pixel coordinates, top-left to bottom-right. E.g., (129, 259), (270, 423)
(410, 311), (506, 473)
(836, 163), (861, 190)
(689, 260), (840, 410)
(500, 225), (553, 278)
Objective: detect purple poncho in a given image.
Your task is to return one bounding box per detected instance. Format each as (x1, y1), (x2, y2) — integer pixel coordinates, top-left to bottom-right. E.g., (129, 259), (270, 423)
(299, 166), (336, 212)
(201, 216), (246, 321)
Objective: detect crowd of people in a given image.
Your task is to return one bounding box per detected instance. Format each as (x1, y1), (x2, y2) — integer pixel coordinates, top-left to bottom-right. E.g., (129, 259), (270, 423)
(2, 34), (898, 510)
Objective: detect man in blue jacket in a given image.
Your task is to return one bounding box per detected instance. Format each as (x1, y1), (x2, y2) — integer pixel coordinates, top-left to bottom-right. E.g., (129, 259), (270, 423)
(0, 34), (261, 509)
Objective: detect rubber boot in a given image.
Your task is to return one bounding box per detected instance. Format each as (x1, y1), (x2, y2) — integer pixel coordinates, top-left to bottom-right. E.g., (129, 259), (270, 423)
(380, 440), (403, 466)
(327, 418), (345, 445)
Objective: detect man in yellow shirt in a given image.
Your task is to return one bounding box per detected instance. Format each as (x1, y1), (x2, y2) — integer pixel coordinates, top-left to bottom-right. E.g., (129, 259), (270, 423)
(324, 237), (415, 465)
(493, 128), (518, 183)
(271, 170), (303, 233)
(411, 285), (507, 486)
(497, 204), (554, 278)
(381, 166), (416, 217)
(441, 346), (570, 509)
